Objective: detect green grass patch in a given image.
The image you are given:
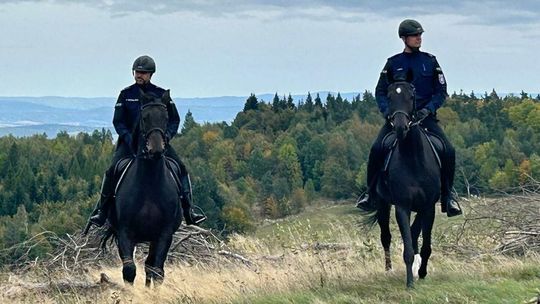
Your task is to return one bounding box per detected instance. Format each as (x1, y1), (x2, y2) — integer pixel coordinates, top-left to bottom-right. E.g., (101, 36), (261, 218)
(234, 264), (540, 304)
(253, 203), (368, 247)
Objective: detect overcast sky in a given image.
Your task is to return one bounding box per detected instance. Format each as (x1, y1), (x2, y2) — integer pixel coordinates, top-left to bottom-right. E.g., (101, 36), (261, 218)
(1, 0), (539, 98)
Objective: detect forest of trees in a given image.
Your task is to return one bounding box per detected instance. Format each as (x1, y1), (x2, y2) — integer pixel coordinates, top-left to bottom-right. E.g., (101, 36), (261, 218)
(0, 90), (539, 264)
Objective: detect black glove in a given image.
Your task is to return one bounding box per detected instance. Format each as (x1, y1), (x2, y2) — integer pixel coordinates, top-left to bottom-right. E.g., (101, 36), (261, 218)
(416, 108), (431, 121)
(383, 109), (391, 120)
(123, 133), (132, 148)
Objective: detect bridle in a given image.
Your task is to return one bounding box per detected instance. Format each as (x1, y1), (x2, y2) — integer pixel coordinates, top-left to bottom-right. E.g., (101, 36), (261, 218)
(139, 101), (168, 157)
(388, 82), (423, 128)
(140, 101), (167, 139)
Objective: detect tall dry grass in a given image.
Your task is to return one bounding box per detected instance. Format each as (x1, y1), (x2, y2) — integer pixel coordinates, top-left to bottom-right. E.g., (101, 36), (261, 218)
(1, 200), (539, 303)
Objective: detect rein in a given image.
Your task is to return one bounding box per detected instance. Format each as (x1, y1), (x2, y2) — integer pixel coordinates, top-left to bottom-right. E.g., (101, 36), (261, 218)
(389, 110), (426, 128)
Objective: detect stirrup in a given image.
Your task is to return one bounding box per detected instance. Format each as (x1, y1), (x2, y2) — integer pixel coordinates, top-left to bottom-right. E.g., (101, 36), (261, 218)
(89, 209), (107, 226)
(356, 193), (370, 209)
(446, 200), (462, 217)
(184, 206), (207, 225)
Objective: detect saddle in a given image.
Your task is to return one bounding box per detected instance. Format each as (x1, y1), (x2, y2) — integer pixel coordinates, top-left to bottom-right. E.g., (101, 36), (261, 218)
(381, 129), (444, 172)
(113, 156), (183, 195)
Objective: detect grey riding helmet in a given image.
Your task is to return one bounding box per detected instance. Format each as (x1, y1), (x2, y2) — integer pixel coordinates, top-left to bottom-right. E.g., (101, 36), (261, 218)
(132, 55), (156, 73)
(398, 19), (424, 37)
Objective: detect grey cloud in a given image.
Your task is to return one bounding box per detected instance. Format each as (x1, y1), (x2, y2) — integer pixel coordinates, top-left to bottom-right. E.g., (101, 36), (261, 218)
(3, 0), (540, 25)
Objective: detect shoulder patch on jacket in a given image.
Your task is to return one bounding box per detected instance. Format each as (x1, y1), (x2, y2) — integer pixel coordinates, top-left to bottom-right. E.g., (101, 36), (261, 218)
(438, 74), (446, 84)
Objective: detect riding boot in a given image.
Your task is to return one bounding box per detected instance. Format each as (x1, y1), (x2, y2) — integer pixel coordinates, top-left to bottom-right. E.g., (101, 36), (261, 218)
(441, 174), (462, 217)
(89, 172), (115, 226)
(180, 174), (206, 225)
(356, 148), (382, 210)
(440, 144), (461, 217)
(441, 193), (462, 217)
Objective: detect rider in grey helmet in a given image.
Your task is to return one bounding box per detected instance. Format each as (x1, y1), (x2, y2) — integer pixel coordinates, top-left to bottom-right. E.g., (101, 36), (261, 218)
(85, 55), (206, 231)
(356, 19), (462, 217)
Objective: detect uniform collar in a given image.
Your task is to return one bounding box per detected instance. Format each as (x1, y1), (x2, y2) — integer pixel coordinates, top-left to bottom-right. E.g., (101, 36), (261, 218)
(136, 82), (154, 92)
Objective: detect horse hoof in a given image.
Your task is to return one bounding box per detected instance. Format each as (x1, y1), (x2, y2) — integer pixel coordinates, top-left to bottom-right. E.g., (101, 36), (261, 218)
(419, 268), (427, 279)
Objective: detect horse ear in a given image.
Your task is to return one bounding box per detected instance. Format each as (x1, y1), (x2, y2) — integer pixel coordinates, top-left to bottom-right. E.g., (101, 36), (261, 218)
(139, 88), (151, 105)
(406, 69), (414, 83)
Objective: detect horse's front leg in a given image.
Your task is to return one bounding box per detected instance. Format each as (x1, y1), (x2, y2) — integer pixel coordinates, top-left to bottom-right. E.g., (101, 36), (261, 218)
(117, 232), (136, 285)
(395, 205), (414, 288)
(150, 231), (174, 286)
(377, 202), (392, 271)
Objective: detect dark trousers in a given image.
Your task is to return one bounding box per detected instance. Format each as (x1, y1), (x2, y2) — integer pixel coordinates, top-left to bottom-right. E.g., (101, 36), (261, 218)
(366, 115), (456, 197)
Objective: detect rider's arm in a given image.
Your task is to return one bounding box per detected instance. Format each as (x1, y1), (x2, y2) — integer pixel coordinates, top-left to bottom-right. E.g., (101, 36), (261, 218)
(165, 96), (180, 140)
(113, 91), (130, 139)
(424, 56), (448, 113)
(375, 59), (393, 116)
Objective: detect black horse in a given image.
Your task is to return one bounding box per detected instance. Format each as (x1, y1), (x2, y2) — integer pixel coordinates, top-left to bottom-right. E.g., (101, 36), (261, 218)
(360, 80), (441, 288)
(108, 90), (182, 287)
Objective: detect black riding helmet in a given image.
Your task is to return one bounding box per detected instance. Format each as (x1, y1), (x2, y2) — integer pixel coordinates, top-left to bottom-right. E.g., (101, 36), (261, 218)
(398, 19), (424, 38)
(132, 55), (156, 73)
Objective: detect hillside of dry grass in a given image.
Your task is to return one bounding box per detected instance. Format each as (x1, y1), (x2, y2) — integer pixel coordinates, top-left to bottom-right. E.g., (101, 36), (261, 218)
(1, 196), (539, 303)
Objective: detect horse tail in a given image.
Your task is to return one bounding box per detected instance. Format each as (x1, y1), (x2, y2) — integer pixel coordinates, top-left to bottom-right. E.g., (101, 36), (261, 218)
(356, 197), (379, 228)
(359, 208), (379, 228)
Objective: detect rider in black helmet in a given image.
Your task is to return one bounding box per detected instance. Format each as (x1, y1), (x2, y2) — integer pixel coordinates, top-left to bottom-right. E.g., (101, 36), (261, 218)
(86, 55), (206, 230)
(357, 19), (462, 217)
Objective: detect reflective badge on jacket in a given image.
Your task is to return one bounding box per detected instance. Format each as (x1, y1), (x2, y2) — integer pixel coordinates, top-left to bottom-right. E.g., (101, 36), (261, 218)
(438, 74), (445, 85)
(125, 98), (139, 102)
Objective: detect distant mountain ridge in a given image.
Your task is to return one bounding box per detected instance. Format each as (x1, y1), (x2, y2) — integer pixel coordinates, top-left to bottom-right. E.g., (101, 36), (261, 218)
(1, 91), (531, 137)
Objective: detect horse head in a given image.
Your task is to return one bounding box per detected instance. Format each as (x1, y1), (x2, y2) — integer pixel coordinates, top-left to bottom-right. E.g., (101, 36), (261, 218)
(138, 90), (170, 158)
(387, 75), (416, 141)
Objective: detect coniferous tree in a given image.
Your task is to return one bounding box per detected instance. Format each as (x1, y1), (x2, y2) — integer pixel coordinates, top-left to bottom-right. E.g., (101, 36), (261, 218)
(304, 92), (314, 112)
(181, 110), (198, 134)
(243, 94), (258, 112)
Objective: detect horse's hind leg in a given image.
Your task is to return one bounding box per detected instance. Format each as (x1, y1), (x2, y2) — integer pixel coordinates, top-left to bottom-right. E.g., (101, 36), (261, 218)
(395, 205), (414, 288)
(411, 214), (422, 278)
(151, 232), (174, 286)
(145, 243), (157, 288)
(418, 208), (435, 279)
(411, 214), (422, 254)
(117, 233), (136, 285)
(377, 203), (392, 271)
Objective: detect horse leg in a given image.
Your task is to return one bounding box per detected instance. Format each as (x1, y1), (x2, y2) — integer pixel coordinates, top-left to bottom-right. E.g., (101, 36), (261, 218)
(377, 202), (392, 271)
(395, 205), (414, 289)
(411, 214), (423, 278)
(117, 233), (136, 285)
(418, 208), (435, 279)
(145, 242), (157, 288)
(411, 214), (422, 254)
(150, 232), (174, 287)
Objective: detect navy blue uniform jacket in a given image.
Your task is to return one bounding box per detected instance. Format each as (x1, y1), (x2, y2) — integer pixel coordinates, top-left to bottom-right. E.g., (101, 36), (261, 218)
(113, 83), (180, 140)
(375, 51), (448, 115)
